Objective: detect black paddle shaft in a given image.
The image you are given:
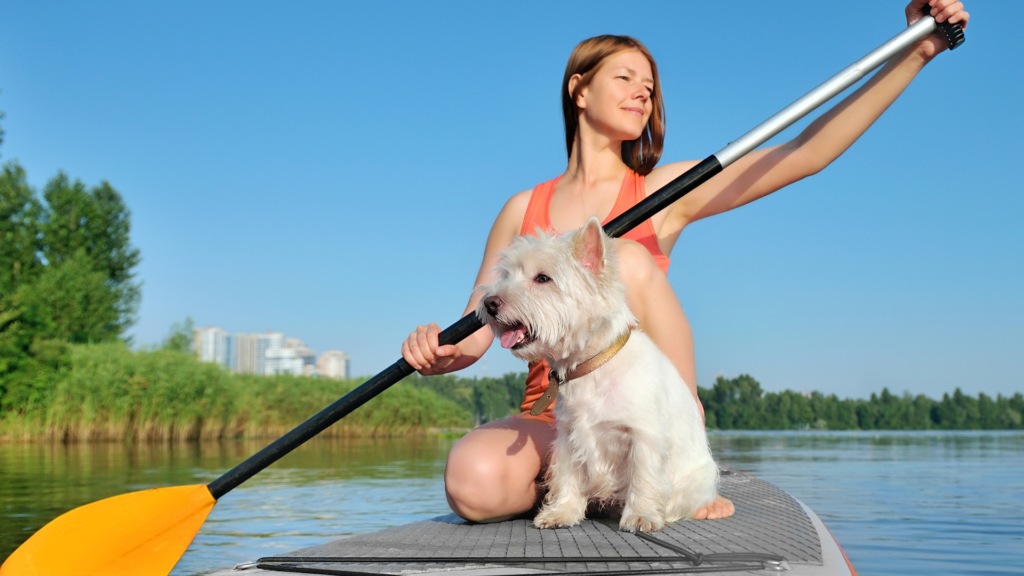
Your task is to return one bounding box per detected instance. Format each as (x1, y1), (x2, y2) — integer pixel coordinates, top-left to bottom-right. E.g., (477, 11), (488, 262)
(207, 155), (724, 500)
(207, 12), (964, 500)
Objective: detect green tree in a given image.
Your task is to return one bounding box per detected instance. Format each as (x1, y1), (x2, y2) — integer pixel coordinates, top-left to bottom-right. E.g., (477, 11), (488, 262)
(0, 162), (42, 297)
(0, 158), (141, 409)
(38, 172), (141, 328)
(161, 317), (195, 354)
(704, 374), (767, 429)
(11, 252), (126, 343)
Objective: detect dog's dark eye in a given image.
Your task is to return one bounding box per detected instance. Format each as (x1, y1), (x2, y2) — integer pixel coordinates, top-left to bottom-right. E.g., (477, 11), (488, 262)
(534, 274), (551, 283)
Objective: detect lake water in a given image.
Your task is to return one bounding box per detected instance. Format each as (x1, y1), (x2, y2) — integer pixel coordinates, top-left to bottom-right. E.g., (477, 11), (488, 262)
(2, 431), (1022, 575)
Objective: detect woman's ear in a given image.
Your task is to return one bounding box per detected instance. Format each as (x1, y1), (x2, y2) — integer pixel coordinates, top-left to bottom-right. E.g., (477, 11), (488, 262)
(567, 74), (586, 110)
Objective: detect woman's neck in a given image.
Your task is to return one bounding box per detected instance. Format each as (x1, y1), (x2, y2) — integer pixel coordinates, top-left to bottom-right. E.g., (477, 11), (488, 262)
(565, 123), (628, 188)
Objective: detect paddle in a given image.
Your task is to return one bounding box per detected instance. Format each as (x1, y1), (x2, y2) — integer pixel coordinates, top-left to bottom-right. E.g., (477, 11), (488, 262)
(0, 11), (963, 576)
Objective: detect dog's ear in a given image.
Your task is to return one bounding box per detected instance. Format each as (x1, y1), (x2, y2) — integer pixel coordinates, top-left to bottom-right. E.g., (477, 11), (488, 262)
(574, 216), (605, 274)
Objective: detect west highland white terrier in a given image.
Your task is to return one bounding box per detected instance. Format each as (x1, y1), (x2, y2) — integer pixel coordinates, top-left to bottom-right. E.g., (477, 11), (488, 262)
(476, 217), (719, 533)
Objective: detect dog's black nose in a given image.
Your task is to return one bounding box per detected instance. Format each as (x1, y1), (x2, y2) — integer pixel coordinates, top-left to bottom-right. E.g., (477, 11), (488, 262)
(484, 296), (503, 316)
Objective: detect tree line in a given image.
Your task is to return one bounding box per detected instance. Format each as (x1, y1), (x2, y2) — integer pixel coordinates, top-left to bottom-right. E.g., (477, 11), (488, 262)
(408, 372), (1024, 431)
(698, 374), (1023, 431)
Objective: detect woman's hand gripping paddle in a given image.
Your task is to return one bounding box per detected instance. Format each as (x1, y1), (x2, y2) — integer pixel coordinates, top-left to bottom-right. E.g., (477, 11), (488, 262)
(0, 11), (964, 576)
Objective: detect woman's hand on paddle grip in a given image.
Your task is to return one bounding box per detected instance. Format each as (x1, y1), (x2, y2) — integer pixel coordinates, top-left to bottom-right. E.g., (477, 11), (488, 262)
(906, 0), (969, 59)
(403, 323), (463, 375)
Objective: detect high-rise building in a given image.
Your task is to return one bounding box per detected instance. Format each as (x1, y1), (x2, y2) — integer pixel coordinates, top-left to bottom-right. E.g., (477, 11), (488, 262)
(318, 350), (351, 380)
(234, 332), (283, 375)
(256, 332), (284, 375)
(235, 332), (342, 379)
(234, 333), (258, 374)
(285, 338), (317, 367)
(194, 326), (231, 369)
(264, 336), (314, 376)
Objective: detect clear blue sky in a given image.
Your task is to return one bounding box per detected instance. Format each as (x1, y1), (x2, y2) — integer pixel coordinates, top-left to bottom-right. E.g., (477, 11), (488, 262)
(2, 1), (1020, 399)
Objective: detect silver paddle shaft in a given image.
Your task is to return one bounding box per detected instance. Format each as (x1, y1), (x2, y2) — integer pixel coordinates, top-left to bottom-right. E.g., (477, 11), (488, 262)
(714, 16), (939, 168)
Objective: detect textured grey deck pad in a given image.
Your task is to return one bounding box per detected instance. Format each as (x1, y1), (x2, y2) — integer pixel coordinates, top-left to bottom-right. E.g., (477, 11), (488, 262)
(261, 467), (821, 574)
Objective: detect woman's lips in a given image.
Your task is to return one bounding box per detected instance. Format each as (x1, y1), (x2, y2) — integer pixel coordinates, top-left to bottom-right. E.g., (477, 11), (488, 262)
(622, 107), (644, 117)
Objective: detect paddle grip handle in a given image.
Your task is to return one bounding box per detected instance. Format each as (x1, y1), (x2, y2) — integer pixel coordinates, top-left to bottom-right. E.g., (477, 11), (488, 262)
(923, 4), (965, 50)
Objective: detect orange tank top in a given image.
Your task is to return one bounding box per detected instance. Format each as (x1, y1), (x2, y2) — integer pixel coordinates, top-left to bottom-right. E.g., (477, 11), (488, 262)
(516, 170), (671, 421)
(519, 170), (670, 273)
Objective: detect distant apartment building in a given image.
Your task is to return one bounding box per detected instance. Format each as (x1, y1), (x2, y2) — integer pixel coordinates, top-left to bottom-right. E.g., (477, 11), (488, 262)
(193, 326), (231, 369)
(234, 333), (259, 374)
(234, 331), (346, 378)
(234, 332), (282, 375)
(318, 350), (351, 380)
(264, 337), (317, 376)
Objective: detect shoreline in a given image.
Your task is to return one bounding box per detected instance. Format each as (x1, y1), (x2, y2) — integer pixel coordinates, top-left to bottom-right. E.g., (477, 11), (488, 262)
(0, 425), (474, 444)
(3, 426), (1021, 444)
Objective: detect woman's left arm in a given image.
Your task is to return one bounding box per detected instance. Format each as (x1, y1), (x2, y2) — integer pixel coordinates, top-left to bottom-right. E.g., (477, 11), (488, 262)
(652, 0), (969, 233)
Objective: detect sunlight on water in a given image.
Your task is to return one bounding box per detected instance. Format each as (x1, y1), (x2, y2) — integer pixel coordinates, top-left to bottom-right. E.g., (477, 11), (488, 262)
(1, 432), (1021, 575)
(711, 432), (1024, 575)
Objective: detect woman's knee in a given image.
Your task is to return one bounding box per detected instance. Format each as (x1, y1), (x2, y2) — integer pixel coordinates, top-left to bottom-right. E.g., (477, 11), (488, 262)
(445, 443), (500, 514)
(443, 419), (552, 522)
(444, 432), (530, 521)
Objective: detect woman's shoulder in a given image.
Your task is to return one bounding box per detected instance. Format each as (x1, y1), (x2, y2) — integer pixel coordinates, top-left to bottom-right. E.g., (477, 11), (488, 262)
(490, 188), (534, 239)
(645, 160), (702, 195)
(502, 188), (533, 218)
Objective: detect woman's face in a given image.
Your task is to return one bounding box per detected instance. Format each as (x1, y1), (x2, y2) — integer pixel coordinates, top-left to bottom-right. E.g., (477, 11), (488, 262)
(575, 49), (654, 142)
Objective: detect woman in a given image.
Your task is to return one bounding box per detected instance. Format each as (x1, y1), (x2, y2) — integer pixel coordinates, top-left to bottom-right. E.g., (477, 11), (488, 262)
(402, 0), (968, 523)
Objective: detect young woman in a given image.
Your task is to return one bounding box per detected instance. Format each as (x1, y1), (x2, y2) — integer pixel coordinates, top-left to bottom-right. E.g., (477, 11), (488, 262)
(402, 0), (968, 523)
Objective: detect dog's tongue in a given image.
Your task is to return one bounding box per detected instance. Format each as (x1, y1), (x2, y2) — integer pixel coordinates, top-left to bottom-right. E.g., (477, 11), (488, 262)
(500, 327), (525, 349)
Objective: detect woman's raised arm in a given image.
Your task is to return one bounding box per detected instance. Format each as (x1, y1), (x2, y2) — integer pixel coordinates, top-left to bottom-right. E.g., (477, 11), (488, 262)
(401, 190), (532, 375)
(649, 0), (969, 237)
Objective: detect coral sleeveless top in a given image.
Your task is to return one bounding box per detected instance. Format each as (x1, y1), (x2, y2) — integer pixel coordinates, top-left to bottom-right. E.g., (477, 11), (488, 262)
(515, 170), (670, 423)
(518, 170), (670, 273)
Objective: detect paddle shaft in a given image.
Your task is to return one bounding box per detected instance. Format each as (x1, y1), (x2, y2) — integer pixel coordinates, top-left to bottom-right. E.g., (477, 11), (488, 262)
(207, 13), (961, 501)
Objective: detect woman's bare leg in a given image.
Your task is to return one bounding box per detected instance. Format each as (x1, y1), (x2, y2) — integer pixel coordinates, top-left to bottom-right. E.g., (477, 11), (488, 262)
(444, 417), (557, 522)
(614, 239), (735, 520)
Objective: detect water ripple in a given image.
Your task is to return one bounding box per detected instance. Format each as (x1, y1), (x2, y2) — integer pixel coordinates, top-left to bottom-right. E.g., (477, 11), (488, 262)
(2, 432), (1021, 575)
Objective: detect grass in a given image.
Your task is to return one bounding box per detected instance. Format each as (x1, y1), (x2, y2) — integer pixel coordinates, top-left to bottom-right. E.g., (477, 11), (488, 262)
(0, 342), (473, 442)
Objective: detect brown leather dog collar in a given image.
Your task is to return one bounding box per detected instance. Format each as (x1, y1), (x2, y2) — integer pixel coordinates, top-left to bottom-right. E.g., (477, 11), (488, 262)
(529, 329), (632, 416)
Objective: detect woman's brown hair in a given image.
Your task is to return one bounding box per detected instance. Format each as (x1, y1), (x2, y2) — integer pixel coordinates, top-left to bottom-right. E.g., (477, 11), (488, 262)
(562, 35), (665, 176)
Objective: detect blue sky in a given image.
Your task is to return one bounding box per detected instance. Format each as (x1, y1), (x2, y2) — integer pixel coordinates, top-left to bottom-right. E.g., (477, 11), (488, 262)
(1, 1), (1020, 399)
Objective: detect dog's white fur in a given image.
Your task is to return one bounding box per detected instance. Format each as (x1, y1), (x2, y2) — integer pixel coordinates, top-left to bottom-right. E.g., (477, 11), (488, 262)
(476, 217), (718, 533)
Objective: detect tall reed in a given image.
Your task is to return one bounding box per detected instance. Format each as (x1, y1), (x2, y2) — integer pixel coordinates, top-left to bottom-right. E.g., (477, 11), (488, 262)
(0, 343), (472, 442)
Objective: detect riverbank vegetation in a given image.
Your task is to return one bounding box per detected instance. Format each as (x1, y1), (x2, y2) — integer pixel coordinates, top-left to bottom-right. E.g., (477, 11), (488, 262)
(0, 342), (475, 441)
(2, 338), (1021, 441)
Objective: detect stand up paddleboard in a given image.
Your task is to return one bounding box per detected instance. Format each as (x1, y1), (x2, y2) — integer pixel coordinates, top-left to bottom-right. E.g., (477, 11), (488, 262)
(212, 467), (856, 576)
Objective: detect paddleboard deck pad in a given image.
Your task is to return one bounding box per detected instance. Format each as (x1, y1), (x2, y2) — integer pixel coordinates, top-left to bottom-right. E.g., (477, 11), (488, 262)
(221, 466), (853, 575)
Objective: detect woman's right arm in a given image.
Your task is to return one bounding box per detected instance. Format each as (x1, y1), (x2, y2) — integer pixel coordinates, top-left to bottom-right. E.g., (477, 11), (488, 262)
(401, 190), (532, 375)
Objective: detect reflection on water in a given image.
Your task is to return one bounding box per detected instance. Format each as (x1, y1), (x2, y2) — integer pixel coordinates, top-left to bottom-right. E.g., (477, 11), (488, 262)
(1, 432), (1022, 575)
(0, 437), (456, 575)
(712, 431), (1024, 576)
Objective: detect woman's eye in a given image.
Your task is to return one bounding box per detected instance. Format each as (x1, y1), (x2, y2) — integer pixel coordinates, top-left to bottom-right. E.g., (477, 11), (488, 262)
(534, 274), (551, 283)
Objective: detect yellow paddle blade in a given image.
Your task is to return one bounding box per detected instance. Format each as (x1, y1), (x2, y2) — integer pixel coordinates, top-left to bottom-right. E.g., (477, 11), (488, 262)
(1, 484), (216, 576)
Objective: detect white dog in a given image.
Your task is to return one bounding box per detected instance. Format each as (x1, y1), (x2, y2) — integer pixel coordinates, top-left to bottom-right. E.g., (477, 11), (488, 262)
(476, 217), (719, 533)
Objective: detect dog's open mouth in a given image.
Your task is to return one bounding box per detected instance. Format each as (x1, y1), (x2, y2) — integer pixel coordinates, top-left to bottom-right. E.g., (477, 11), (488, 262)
(498, 323), (534, 350)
